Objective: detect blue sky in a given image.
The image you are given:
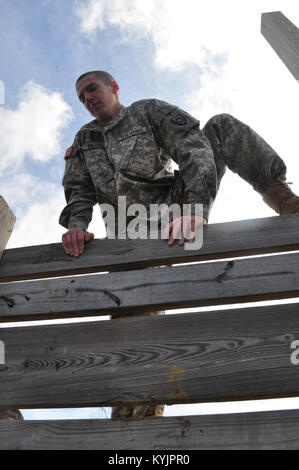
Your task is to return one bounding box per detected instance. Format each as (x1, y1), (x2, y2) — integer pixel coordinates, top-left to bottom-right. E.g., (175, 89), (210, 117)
(1, 0), (299, 420)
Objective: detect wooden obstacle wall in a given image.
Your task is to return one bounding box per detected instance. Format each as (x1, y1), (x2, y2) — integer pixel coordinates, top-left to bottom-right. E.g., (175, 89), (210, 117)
(1, 214), (299, 449)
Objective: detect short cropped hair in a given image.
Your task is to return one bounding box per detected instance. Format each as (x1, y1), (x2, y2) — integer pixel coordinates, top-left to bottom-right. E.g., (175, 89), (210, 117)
(76, 70), (116, 87)
(0, 408), (24, 420)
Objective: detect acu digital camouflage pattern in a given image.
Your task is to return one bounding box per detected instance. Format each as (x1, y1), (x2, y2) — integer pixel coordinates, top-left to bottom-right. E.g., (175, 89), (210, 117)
(59, 99), (286, 233)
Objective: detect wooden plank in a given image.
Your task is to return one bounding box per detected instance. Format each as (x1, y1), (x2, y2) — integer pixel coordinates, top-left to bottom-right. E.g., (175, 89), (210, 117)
(2, 409), (299, 449)
(0, 196), (16, 261)
(1, 251), (299, 322)
(0, 303), (299, 409)
(261, 11), (299, 81)
(0, 214), (299, 283)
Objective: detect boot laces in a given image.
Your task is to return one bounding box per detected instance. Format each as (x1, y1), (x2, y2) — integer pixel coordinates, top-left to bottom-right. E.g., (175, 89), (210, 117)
(279, 180), (299, 200)
(274, 179), (294, 193)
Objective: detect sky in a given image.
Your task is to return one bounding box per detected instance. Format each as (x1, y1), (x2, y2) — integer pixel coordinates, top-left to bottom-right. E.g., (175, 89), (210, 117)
(1, 0), (299, 421)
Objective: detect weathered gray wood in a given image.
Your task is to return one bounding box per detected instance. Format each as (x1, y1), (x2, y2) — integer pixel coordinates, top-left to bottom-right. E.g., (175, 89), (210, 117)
(261, 11), (299, 81)
(0, 303), (299, 409)
(1, 409), (299, 449)
(0, 214), (299, 283)
(1, 251), (299, 322)
(0, 196), (16, 261)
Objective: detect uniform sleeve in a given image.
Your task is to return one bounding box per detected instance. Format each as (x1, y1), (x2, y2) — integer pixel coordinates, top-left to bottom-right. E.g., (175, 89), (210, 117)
(148, 99), (217, 221)
(59, 137), (97, 230)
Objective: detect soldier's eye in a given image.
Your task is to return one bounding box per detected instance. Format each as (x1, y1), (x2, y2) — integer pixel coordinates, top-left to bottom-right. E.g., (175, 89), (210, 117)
(79, 84), (98, 103)
(87, 84), (96, 91)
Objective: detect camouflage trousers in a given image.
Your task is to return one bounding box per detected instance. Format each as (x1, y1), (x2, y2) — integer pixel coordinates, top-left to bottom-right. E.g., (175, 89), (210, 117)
(202, 113), (286, 196)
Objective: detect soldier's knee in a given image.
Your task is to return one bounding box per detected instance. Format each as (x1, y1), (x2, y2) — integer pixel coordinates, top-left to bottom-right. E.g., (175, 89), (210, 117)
(205, 113), (235, 127)
(203, 113), (242, 137)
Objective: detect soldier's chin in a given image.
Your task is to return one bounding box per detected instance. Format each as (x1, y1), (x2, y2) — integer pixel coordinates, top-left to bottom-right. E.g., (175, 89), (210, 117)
(94, 111), (109, 123)
(94, 112), (103, 121)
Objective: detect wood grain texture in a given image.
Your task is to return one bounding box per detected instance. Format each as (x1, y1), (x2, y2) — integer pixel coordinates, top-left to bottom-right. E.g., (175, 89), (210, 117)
(0, 303), (299, 409)
(0, 196), (16, 261)
(1, 409), (299, 449)
(1, 251), (299, 322)
(261, 11), (299, 80)
(1, 214), (299, 283)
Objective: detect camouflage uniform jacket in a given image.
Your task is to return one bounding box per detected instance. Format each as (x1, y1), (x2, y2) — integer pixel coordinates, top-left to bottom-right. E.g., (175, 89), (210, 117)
(59, 99), (217, 233)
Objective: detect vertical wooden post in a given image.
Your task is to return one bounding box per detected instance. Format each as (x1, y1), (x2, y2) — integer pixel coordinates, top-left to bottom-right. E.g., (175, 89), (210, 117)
(0, 196), (16, 260)
(261, 11), (299, 82)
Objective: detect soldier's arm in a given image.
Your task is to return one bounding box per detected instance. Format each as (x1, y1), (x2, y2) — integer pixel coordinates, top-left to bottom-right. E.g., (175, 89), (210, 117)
(59, 141), (97, 257)
(147, 100), (215, 245)
(148, 99), (217, 223)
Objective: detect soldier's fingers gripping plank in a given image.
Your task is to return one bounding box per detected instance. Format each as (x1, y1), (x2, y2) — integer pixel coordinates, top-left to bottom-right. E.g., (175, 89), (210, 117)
(164, 215), (207, 246)
(62, 228), (94, 257)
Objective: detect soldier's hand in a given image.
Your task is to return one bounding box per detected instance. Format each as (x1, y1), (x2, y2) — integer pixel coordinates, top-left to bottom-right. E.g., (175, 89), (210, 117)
(62, 229), (94, 258)
(163, 216), (207, 247)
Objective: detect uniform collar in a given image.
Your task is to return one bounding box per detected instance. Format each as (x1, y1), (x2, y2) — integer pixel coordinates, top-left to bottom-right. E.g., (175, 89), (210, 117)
(96, 105), (127, 131)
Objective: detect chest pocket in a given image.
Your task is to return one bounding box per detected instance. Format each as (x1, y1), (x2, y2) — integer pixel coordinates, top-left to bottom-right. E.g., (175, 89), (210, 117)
(81, 141), (115, 186)
(118, 127), (162, 180)
(81, 142), (109, 169)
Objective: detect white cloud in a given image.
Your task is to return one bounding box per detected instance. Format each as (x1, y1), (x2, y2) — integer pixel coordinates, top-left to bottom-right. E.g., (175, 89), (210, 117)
(1, 172), (106, 249)
(75, 0), (299, 129)
(0, 81), (73, 173)
(76, 0), (299, 70)
(1, 173), (65, 248)
(8, 194), (65, 247)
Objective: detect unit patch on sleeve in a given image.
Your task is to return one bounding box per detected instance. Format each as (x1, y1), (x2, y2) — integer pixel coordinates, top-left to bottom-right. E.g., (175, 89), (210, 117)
(64, 146), (74, 159)
(171, 115), (187, 126)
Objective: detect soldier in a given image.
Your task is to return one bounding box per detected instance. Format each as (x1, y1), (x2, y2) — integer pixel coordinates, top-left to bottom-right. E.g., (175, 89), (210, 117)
(59, 70), (299, 418)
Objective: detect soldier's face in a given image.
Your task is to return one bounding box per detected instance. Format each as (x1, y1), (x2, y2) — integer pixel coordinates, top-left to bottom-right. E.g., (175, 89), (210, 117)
(76, 74), (120, 123)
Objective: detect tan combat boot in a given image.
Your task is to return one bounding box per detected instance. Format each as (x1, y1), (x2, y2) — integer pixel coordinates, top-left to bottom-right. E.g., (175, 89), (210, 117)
(263, 178), (299, 215)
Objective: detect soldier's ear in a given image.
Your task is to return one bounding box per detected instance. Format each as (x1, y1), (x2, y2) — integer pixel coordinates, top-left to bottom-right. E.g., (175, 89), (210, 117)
(111, 81), (119, 93)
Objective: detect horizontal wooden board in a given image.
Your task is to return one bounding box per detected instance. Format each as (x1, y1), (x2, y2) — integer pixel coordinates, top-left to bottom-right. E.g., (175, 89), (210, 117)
(2, 408), (299, 449)
(0, 303), (299, 409)
(1, 214), (299, 282)
(1, 251), (299, 322)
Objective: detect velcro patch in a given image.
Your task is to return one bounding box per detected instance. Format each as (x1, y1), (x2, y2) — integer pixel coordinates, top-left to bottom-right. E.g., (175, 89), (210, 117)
(171, 115), (187, 126)
(64, 146), (74, 159)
